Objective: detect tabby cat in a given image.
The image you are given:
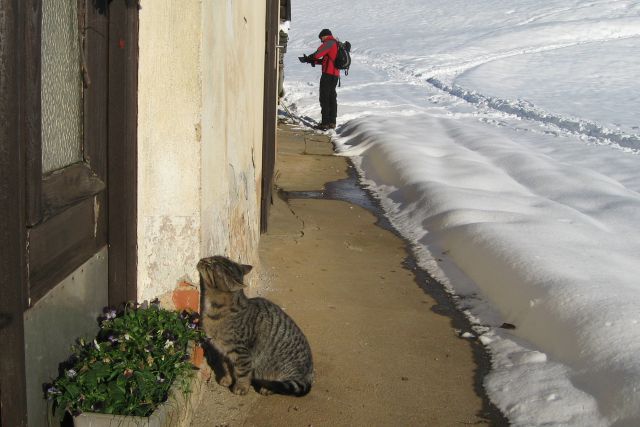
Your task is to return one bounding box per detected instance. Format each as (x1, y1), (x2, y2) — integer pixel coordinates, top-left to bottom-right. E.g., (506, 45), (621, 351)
(198, 256), (314, 396)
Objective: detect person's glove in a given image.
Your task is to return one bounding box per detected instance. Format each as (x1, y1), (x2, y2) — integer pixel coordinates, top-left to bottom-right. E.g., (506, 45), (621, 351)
(298, 54), (316, 66)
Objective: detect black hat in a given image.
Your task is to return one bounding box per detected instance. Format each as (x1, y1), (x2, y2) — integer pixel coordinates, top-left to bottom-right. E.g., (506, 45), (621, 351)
(318, 29), (332, 39)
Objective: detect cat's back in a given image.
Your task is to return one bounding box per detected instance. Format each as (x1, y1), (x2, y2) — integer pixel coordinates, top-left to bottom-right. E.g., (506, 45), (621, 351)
(247, 296), (313, 371)
(247, 297), (306, 336)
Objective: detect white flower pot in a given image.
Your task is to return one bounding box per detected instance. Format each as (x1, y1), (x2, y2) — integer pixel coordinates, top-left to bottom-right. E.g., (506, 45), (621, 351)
(73, 367), (204, 427)
(69, 341), (207, 427)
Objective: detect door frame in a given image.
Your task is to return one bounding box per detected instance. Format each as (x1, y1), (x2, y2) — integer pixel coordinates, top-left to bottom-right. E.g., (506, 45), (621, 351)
(107, 0), (139, 305)
(0, 1), (29, 425)
(260, 0), (280, 233)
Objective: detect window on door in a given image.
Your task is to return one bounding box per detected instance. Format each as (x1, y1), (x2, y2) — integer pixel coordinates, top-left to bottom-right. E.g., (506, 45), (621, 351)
(25, 0), (109, 306)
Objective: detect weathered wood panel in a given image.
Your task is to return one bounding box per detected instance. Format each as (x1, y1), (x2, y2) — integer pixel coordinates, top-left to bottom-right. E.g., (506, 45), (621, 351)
(28, 195), (108, 303)
(0, 0), (29, 423)
(261, 0), (280, 233)
(42, 162), (106, 219)
(107, 0), (139, 305)
(24, 0), (42, 227)
(83, 3), (109, 180)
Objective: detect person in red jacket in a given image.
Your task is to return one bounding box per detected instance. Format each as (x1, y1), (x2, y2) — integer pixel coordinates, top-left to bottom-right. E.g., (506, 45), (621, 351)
(299, 29), (340, 130)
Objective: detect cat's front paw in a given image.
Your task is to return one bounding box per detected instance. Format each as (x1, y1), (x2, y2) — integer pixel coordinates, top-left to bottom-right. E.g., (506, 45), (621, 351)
(218, 374), (233, 387)
(231, 382), (250, 395)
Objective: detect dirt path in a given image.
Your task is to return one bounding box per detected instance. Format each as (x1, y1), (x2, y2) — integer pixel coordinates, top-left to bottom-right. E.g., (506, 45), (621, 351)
(190, 124), (506, 426)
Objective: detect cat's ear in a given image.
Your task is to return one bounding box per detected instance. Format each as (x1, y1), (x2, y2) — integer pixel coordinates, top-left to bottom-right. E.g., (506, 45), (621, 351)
(221, 274), (246, 292)
(241, 264), (253, 275)
(213, 264), (246, 292)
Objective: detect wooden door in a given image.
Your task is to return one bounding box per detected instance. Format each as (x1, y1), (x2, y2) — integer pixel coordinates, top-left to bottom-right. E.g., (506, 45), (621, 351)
(24, 0), (110, 305)
(0, 1), (138, 424)
(22, 0), (138, 308)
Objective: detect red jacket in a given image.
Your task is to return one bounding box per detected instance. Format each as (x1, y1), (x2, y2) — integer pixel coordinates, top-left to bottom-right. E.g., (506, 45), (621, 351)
(312, 36), (340, 77)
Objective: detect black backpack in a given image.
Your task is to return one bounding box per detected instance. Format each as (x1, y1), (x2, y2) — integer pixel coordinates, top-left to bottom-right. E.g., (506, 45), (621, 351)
(334, 40), (351, 75)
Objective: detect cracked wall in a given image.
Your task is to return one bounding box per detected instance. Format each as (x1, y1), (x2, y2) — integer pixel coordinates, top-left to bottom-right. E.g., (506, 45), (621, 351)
(137, 0), (265, 301)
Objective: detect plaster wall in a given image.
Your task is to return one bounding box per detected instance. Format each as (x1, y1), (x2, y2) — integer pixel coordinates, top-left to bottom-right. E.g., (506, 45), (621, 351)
(137, 0), (265, 301)
(200, 0), (265, 268)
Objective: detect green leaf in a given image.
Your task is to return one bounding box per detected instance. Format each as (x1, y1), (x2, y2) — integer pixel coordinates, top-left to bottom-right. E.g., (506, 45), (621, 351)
(64, 384), (80, 398)
(108, 381), (126, 402)
(50, 306), (199, 417)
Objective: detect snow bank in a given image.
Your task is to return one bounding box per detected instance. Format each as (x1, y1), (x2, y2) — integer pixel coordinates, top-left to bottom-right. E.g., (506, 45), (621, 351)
(337, 114), (640, 425)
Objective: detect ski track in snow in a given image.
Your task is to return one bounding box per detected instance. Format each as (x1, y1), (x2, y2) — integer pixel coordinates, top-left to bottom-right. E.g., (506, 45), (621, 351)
(352, 34), (640, 155)
(427, 78), (640, 154)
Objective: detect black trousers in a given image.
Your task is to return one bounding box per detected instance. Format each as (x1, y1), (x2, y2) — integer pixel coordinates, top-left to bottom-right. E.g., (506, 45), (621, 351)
(319, 73), (339, 125)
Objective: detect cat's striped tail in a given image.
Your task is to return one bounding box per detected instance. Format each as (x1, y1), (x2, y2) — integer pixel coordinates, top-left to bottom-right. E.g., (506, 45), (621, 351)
(254, 379), (312, 397)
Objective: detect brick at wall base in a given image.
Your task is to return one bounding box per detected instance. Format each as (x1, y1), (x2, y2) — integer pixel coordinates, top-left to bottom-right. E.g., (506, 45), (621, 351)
(172, 281), (200, 313)
(171, 281), (211, 382)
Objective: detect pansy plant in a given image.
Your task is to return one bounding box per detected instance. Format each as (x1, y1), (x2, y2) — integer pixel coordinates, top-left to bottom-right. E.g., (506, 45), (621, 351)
(45, 301), (204, 417)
